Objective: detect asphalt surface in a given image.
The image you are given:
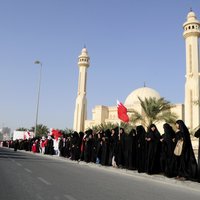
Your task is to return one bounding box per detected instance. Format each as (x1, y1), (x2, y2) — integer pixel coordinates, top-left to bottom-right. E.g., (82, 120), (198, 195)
(0, 147), (200, 200)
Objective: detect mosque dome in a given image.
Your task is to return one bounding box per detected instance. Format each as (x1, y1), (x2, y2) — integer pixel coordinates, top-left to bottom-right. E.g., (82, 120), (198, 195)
(187, 11), (196, 20)
(186, 11), (199, 23)
(82, 47), (88, 54)
(124, 87), (161, 107)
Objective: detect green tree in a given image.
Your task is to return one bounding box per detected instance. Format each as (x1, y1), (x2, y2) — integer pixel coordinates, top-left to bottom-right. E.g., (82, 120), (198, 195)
(129, 97), (178, 129)
(16, 127), (28, 131)
(31, 124), (49, 138)
(90, 122), (117, 133)
(89, 122), (133, 134)
(60, 128), (74, 137)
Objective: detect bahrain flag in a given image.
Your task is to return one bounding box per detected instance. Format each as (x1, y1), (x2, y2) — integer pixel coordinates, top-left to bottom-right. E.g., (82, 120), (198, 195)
(117, 100), (129, 123)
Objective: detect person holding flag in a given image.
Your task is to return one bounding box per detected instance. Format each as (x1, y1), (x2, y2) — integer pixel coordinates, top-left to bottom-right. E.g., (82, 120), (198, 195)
(115, 100), (129, 168)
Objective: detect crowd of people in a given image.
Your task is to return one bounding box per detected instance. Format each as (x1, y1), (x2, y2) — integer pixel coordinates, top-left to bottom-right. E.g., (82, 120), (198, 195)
(2, 120), (200, 182)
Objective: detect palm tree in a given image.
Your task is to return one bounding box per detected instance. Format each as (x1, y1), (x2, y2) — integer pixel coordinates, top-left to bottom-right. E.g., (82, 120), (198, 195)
(89, 122), (133, 134)
(129, 97), (178, 129)
(61, 128), (74, 137)
(91, 122), (117, 132)
(30, 124), (49, 137)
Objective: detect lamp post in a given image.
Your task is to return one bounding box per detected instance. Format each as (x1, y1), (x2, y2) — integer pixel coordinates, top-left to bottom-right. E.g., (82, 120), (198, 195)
(34, 60), (42, 137)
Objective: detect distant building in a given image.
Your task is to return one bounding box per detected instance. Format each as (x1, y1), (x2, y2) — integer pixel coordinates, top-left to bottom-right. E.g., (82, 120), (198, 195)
(0, 127), (11, 140)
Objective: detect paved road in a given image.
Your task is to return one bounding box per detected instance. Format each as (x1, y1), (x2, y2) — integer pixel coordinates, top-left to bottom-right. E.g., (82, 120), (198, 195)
(0, 147), (200, 200)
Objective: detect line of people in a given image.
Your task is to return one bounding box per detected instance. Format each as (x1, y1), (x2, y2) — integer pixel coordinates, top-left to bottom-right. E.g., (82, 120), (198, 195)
(7, 120), (199, 182)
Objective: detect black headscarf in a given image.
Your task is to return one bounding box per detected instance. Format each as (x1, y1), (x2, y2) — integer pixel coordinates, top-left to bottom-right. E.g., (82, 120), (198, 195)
(175, 120), (191, 145)
(163, 123), (175, 140)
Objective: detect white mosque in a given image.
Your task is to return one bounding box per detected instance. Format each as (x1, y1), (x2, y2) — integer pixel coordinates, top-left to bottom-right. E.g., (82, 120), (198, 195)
(73, 10), (200, 133)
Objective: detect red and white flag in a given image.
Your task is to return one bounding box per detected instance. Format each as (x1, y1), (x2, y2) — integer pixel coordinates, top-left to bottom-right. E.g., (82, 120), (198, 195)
(117, 100), (129, 123)
(51, 128), (62, 141)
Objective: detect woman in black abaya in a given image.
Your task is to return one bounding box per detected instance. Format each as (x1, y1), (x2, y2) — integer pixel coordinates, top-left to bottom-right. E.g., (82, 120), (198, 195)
(160, 123), (175, 177)
(14, 139), (19, 151)
(84, 129), (94, 163)
(71, 131), (80, 161)
(173, 120), (198, 181)
(124, 129), (137, 170)
(146, 124), (161, 174)
(136, 125), (147, 173)
(108, 127), (118, 167)
(101, 129), (110, 166)
(116, 127), (126, 168)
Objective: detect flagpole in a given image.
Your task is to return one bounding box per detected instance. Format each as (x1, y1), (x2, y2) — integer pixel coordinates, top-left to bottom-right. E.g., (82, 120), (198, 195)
(118, 120), (121, 141)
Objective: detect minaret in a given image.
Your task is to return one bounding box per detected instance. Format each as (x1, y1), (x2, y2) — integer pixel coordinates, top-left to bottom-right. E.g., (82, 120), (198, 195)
(183, 10), (200, 130)
(73, 47), (90, 132)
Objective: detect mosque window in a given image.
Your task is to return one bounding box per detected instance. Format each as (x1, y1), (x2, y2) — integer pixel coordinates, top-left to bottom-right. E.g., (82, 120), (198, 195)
(192, 26), (194, 29)
(189, 26), (191, 29)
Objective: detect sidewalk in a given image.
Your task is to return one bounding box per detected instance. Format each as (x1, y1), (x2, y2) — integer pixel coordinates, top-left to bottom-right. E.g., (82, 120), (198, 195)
(4, 147), (200, 192)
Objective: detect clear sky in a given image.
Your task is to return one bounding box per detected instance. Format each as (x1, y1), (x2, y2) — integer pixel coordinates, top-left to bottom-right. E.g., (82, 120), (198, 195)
(0, 0), (200, 132)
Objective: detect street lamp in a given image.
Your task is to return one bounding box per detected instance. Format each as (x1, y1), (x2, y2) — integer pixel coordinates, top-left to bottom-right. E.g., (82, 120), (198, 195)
(34, 60), (42, 137)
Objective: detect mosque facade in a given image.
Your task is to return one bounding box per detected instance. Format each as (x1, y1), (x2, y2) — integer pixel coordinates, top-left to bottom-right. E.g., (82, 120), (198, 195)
(74, 11), (200, 133)
(84, 87), (184, 132)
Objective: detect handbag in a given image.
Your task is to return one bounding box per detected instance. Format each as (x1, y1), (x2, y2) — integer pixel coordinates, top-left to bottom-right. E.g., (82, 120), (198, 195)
(174, 139), (183, 156)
